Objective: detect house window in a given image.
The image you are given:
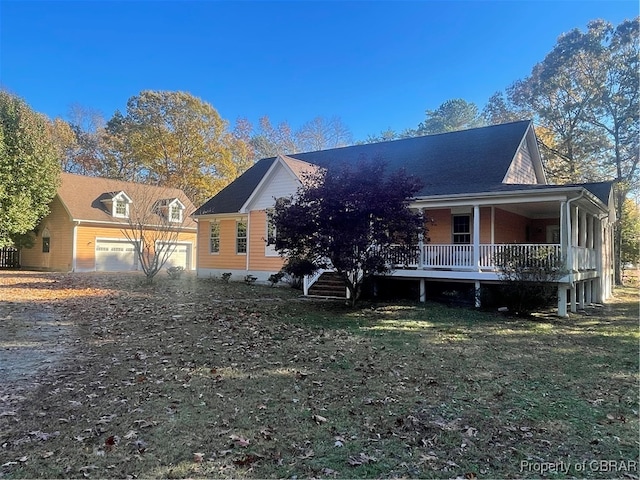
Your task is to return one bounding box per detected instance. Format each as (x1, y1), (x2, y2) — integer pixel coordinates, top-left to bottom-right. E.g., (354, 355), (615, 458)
(236, 220), (247, 254)
(170, 204), (183, 223)
(42, 235), (50, 253)
(210, 223), (220, 254)
(452, 215), (471, 244)
(114, 200), (129, 218)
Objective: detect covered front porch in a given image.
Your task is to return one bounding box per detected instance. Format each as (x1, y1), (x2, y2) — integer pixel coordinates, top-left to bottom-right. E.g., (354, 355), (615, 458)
(304, 186), (614, 317)
(389, 190), (613, 316)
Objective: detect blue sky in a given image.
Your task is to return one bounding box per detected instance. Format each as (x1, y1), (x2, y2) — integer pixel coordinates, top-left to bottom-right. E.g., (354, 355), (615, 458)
(1, 1), (637, 141)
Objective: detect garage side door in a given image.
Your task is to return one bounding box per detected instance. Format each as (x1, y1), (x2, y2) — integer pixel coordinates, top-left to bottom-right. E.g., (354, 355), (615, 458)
(159, 243), (191, 270)
(95, 240), (138, 271)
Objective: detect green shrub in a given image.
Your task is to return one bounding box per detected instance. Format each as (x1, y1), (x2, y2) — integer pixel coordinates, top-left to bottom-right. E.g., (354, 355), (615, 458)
(494, 245), (566, 315)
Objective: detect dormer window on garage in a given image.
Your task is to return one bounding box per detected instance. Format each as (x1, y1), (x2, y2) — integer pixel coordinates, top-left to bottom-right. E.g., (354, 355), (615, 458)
(155, 198), (186, 223)
(115, 199), (128, 217)
(101, 191), (133, 219)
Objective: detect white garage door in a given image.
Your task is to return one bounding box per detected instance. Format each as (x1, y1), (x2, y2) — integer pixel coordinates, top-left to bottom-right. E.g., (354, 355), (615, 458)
(95, 240), (138, 271)
(159, 243), (191, 270)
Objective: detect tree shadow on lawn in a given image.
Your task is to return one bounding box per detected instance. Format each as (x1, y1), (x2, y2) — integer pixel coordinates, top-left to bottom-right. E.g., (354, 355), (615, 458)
(0, 274), (637, 479)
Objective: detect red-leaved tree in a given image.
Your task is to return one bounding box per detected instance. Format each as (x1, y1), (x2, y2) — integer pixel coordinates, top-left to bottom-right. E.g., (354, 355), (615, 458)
(272, 160), (425, 306)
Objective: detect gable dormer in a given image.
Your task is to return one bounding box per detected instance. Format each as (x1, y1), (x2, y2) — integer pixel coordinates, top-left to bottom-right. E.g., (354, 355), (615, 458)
(155, 198), (186, 223)
(502, 123), (547, 185)
(101, 191), (133, 219)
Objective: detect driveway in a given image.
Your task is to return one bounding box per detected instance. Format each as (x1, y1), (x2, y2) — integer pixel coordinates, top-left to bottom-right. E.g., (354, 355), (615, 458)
(0, 273), (77, 415)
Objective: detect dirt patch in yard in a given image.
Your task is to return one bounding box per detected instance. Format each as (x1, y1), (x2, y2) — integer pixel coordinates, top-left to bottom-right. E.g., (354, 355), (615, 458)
(0, 306), (73, 383)
(0, 304), (76, 424)
(0, 272), (128, 418)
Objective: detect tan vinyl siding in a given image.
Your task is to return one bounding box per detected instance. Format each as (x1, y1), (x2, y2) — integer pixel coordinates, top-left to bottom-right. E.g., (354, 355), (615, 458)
(76, 226), (122, 271)
(248, 210), (285, 272)
(197, 218), (247, 270)
(504, 143), (537, 184)
(21, 196), (74, 271)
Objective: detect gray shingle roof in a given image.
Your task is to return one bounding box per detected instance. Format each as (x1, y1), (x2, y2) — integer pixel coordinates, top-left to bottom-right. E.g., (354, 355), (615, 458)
(194, 121), (534, 215)
(197, 121), (619, 215)
(292, 120), (534, 197)
(579, 182), (613, 205)
(194, 157), (275, 215)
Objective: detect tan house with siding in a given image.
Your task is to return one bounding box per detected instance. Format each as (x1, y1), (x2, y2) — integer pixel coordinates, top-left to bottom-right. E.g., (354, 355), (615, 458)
(21, 173), (197, 272)
(193, 121), (615, 317)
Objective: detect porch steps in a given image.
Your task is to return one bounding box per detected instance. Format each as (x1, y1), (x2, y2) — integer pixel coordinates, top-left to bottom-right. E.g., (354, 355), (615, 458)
(307, 272), (347, 298)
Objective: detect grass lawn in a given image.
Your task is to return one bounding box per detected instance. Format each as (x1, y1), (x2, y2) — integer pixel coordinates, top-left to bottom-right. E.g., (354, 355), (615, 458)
(0, 271), (638, 479)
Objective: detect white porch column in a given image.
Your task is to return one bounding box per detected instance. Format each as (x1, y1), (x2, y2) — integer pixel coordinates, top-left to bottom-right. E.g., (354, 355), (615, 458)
(587, 215), (594, 249)
(585, 280), (593, 305)
(571, 205), (579, 248)
(577, 282), (585, 310)
(419, 279), (426, 303)
(558, 286), (568, 317)
(605, 224), (614, 299)
(570, 284), (577, 313)
(474, 280), (481, 308)
(418, 209), (425, 268)
(560, 201), (570, 272)
(595, 217), (604, 302)
(473, 205), (480, 271)
(579, 210), (587, 247)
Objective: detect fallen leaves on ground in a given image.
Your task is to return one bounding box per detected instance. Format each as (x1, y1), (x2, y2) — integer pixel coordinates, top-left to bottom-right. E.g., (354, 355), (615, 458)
(0, 271), (638, 479)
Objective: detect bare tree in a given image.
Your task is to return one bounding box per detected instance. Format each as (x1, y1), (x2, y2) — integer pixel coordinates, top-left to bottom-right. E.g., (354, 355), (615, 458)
(249, 115), (298, 158)
(66, 104), (107, 176)
(118, 183), (193, 283)
(295, 116), (353, 152)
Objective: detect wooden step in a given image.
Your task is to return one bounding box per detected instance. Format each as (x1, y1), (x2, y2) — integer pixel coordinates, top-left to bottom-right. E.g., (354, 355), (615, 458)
(308, 272), (347, 298)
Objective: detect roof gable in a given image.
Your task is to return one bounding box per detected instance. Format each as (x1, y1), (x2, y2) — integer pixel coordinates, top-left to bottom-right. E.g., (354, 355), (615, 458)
(155, 197), (185, 209)
(241, 155), (319, 212)
(279, 155), (320, 182)
(502, 126), (546, 185)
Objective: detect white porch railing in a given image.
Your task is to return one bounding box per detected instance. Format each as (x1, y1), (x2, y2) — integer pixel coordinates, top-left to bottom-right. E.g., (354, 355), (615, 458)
(304, 243), (595, 292)
(479, 244), (562, 270)
(383, 243), (597, 272)
(572, 247), (597, 271)
(423, 244), (474, 269)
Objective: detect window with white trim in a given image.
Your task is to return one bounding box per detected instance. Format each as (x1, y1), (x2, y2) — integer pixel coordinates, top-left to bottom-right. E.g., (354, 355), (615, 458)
(236, 220), (247, 254)
(210, 223), (220, 254)
(170, 204), (183, 223)
(452, 215), (471, 244)
(114, 200), (129, 218)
